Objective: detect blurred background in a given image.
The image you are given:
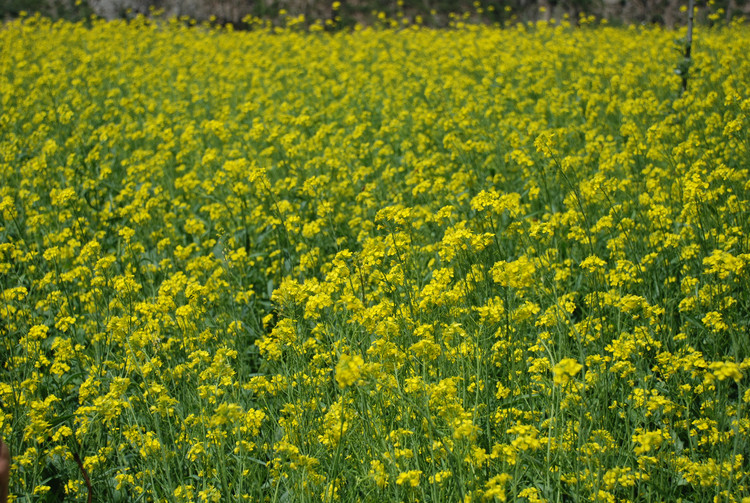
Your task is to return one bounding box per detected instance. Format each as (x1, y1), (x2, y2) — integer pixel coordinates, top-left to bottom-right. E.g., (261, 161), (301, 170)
(1, 0), (748, 28)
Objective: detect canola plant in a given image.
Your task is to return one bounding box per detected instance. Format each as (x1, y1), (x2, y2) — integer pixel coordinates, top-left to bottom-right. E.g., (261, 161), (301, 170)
(1, 12), (749, 502)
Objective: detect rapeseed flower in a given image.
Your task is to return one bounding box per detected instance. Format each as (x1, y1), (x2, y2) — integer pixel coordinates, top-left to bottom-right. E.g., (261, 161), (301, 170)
(552, 358), (583, 386)
(335, 353), (365, 388)
(3, 12), (750, 503)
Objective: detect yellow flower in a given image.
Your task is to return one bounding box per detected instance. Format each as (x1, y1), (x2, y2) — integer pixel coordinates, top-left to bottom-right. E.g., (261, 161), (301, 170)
(484, 473), (512, 501)
(708, 361), (743, 382)
(335, 353), (364, 388)
(632, 428), (668, 455)
(491, 256), (536, 289)
(579, 254), (607, 273)
(395, 469), (421, 487)
(507, 424), (542, 451)
(369, 460), (388, 488)
(702, 311), (729, 332)
(552, 358), (582, 386)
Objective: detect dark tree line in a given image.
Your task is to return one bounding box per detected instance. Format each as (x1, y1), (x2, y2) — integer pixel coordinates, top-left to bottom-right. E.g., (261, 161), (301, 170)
(1, 0), (748, 27)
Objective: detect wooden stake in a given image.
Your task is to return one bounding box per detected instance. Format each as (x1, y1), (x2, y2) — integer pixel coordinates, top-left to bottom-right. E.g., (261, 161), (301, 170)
(682, 0), (695, 92)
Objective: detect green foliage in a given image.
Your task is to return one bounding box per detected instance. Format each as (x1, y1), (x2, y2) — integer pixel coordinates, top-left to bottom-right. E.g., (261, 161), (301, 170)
(2, 13), (750, 503)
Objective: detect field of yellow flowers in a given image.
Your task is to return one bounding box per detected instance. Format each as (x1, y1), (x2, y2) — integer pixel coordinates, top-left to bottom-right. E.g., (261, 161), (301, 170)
(1, 12), (749, 502)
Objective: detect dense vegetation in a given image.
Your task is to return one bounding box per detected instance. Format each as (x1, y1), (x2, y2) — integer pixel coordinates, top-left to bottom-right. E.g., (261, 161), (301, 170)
(1, 12), (749, 503)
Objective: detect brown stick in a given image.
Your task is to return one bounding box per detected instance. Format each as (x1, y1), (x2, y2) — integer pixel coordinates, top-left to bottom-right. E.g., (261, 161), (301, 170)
(682, 0), (695, 92)
(0, 440), (10, 503)
(72, 449), (93, 503)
